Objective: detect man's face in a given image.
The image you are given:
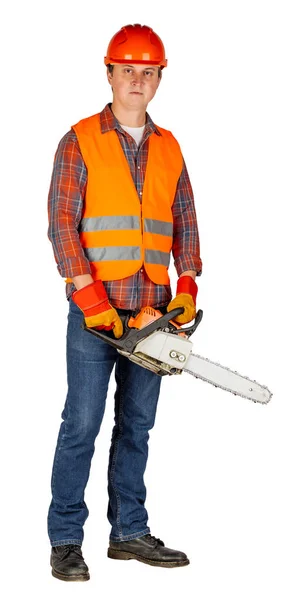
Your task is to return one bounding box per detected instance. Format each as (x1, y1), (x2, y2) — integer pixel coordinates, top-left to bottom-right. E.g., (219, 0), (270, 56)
(107, 64), (161, 109)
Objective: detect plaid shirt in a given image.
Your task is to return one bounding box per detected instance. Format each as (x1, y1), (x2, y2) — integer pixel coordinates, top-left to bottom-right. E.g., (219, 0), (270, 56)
(48, 103), (202, 310)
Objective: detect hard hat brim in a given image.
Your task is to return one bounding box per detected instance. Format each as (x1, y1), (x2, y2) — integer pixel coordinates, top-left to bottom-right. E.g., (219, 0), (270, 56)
(104, 57), (167, 68)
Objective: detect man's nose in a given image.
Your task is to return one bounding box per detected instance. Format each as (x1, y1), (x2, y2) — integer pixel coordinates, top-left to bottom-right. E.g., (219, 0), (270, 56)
(131, 72), (144, 85)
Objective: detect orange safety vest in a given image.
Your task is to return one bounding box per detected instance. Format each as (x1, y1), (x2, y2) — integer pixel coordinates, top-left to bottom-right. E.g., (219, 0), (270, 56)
(67, 113), (183, 285)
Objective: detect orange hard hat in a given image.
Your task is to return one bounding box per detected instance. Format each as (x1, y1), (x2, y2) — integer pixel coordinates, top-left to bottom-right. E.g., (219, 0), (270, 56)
(104, 24), (167, 69)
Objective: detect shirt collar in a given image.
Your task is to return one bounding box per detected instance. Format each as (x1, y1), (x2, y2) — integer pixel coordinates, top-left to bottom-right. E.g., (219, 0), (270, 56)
(99, 103), (161, 136)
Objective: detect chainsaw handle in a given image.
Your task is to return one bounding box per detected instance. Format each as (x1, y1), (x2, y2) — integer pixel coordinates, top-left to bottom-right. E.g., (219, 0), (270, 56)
(81, 306), (203, 352)
(170, 308), (203, 337)
(81, 306), (184, 350)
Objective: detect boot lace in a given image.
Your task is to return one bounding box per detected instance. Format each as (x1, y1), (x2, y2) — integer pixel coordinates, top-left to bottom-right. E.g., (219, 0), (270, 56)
(59, 544), (82, 559)
(144, 534), (164, 547)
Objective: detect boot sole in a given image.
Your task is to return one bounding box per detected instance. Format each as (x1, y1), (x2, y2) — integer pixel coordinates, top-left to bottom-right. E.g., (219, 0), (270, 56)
(107, 547), (189, 568)
(51, 567), (90, 581)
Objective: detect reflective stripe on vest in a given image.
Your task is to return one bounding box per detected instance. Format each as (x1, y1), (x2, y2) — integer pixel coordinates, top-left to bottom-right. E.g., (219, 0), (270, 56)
(70, 113), (182, 285)
(145, 249), (170, 267)
(83, 247), (170, 267)
(79, 215), (173, 238)
(144, 218), (173, 237)
(79, 215), (140, 233)
(84, 246), (141, 262)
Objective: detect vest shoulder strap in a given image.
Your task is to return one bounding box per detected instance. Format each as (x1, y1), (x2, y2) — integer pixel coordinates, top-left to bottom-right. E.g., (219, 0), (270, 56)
(72, 113), (101, 135)
(154, 124), (182, 158)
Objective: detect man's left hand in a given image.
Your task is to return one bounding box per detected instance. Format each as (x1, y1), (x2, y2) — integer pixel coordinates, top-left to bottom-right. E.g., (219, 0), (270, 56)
(166, 275), (198, 324)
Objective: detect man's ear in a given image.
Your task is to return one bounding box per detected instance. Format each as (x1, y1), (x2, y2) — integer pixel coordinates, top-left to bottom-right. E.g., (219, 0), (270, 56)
(107, 68), (113, 86)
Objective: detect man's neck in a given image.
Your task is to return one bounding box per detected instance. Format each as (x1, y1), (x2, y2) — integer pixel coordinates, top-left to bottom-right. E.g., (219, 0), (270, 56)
(111, 100), (146, 128)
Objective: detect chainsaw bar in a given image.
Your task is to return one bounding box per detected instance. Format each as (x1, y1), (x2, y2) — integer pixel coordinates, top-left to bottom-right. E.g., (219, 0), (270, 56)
(183, 352), (272, 404)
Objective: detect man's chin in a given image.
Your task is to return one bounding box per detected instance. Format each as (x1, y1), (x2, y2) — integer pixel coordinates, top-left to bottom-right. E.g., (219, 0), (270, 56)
(126, 95), (147, 107)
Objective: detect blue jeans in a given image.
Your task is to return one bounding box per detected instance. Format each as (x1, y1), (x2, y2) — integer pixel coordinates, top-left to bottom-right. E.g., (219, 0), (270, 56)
(47, 298), (163, 546)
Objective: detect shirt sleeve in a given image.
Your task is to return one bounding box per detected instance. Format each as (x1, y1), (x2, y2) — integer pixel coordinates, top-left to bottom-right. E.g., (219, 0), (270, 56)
(171, 158), (203, 277)
(47, 130), (91, 278)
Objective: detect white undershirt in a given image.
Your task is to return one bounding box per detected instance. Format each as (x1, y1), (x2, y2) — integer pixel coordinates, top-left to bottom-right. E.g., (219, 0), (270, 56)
(121, 124), (145, 147)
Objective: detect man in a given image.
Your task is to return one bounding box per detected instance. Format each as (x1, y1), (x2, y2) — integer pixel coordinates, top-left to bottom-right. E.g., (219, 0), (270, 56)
(47, 23), (202, 581)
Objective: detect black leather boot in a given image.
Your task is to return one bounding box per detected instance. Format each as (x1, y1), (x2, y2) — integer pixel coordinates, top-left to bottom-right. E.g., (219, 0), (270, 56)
(108, 534), (190, 568)
(50, 544), (90, 581)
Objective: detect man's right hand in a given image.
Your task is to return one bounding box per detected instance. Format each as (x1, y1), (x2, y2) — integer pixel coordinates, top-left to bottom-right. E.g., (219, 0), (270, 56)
(72, 280), (123, 339)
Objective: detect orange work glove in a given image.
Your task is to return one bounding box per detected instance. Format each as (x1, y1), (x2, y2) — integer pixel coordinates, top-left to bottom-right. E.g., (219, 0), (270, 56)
(166, 275), (198, 324)
(72, 280), (123, 339)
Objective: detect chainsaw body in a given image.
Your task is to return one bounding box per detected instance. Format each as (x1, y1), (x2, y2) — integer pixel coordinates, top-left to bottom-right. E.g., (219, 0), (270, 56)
(82, 306), (202, 376)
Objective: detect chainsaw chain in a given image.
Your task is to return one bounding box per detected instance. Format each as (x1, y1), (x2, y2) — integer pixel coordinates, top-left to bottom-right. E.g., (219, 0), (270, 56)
(184, 352), (272, 404)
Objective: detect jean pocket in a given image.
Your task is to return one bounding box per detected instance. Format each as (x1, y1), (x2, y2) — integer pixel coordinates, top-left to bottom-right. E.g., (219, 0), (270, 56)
(68, 297), (83, 316)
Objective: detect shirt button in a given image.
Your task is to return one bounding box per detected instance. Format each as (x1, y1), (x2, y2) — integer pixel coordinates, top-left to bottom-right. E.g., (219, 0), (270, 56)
(139, 191), (142, 196)
(137, 166), (141, 169)
(140, 268), (144, 273)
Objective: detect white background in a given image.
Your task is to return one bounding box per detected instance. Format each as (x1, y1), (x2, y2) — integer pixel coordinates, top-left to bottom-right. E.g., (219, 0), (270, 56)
(1, 0), (300, 598)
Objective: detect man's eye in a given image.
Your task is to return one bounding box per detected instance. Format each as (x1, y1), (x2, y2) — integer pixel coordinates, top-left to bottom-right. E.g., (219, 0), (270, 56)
(125, 69), (132, 74)
(145, 71), (153, 76)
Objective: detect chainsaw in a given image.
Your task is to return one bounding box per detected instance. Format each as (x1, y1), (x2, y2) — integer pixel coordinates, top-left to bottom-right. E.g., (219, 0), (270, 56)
(82, 306), (272, 404)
